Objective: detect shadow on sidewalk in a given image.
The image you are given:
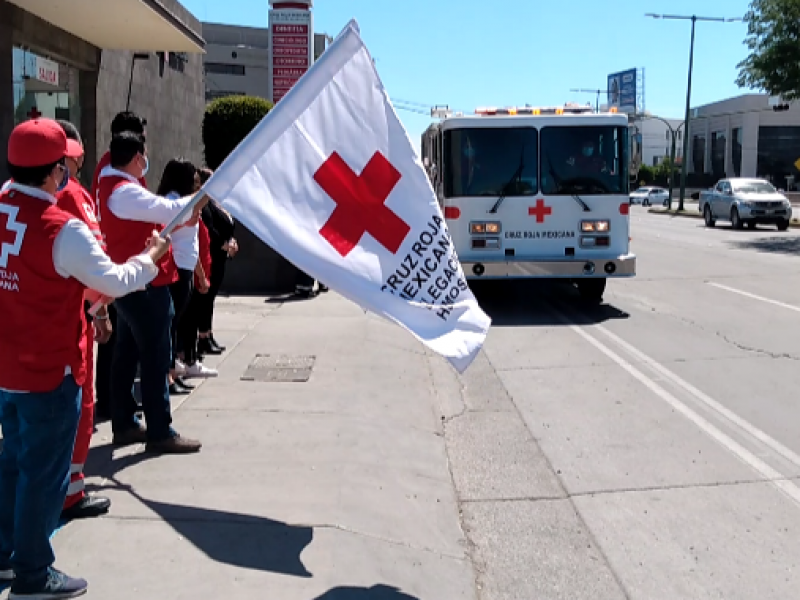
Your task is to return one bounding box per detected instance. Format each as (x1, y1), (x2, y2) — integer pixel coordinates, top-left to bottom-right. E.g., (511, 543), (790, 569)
(84, 444), (314, 578)
(312, 584), (419, 599)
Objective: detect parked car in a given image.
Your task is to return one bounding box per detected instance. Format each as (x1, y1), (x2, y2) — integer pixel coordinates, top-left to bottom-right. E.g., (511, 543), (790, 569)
(630, 186), (669, 206)
(699, 177), (792, 231)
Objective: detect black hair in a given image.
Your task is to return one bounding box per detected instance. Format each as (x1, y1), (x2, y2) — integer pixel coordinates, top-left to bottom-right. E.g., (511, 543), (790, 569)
(7, 158), (64, 187)
(156, 158), (197, 197)
(198, 167), (213, 184)
(110, 111), (146, 136)
(109, 132), (145, 169)
(56, 120), (82, 145)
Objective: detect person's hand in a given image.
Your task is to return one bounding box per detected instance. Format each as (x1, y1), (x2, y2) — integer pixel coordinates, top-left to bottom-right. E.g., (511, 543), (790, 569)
(197, 277), (210, 294)
(94, 317), (113, 344)
(146, 230), (170, 262)
(226, 238), (239, 257)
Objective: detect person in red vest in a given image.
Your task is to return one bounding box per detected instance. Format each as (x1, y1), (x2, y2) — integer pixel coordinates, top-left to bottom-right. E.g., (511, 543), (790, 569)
(97, 131), (207, 454)
(0, 118), (170, 599)
(90, 111), (147, 423)
(55, 119), (113, 522)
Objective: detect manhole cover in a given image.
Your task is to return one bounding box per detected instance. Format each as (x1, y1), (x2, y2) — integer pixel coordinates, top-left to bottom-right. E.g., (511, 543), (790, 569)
(241, 354), (316, 382)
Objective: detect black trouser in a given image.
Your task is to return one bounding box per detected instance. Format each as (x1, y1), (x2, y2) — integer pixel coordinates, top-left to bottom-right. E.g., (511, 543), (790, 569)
(295, 269), (315, 292)
(196, 251), (227, 334)
(179, 288), (202, 365)
(94, 302), (117, 417)
(168, 268), (194, 368)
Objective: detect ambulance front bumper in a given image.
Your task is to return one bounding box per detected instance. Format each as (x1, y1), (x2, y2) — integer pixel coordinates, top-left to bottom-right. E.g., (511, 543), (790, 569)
(463, 253), (636, 279)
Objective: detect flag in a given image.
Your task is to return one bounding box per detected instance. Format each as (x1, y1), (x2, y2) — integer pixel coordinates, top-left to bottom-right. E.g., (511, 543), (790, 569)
(202, 19), (491, 373)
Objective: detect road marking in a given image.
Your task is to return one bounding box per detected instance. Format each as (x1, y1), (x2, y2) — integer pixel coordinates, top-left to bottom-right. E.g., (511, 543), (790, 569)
(551, 310), (800, 507)
(708, 282), (800, 314)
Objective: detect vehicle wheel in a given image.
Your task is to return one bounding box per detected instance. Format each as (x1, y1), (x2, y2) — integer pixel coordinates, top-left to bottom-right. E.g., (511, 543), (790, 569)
(576, 278), (607, 304)
(777, 219), (790, 231)
(731, 207), (743, 230)
(703, 205), (716, 227)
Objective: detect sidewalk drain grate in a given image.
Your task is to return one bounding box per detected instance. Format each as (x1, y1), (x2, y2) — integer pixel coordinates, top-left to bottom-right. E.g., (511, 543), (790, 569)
(241, 354), (316, 382)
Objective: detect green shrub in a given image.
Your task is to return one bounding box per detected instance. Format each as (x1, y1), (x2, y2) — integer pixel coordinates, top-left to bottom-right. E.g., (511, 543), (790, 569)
(202, 95), (274, 170)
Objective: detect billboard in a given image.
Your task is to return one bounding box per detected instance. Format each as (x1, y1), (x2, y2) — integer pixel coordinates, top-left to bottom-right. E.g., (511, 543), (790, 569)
(607, 68), (637, 113)
(269, 8), (314, 103)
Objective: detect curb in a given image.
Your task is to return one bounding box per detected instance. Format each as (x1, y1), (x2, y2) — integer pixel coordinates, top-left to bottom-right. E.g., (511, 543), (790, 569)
(647, 208), (800, 229)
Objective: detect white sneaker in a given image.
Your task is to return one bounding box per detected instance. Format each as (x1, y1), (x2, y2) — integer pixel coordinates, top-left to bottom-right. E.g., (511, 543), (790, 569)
(184, 361), (218, 379)
(174, 359), (188, 376)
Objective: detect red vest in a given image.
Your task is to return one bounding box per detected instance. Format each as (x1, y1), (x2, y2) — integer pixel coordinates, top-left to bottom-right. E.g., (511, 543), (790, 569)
(0, 187), (87, 392)
(97, 175), (177, 287)
(57, 177), (104, 248)
(91, 151), (146, 208)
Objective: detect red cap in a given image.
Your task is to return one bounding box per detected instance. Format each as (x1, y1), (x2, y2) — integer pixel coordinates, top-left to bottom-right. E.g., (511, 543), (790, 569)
(8, 118), (67, 167)
(65, 138), (84, 159)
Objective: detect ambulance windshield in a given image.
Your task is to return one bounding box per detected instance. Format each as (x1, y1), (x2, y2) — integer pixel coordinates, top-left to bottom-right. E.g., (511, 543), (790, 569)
(443, 127), (538, 199)
(540, 125), (627, 195)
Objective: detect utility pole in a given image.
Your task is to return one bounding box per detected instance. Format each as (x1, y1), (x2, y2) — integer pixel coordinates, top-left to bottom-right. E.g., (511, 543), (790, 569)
(645, 13), (742, 211)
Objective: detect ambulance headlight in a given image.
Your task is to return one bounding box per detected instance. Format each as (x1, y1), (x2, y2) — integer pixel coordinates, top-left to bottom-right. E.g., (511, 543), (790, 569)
(470, 222), (501, 234)
(581, 220), (610, 232)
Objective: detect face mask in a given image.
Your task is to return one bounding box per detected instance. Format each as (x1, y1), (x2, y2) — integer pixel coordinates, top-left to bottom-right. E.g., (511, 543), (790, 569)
(56, 165), (70, 192)
(140, 155), (150, 178)
(582, 146), (594, 157)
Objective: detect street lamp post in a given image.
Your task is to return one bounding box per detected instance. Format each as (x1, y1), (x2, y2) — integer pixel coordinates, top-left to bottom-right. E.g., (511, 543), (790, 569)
(645, 13), (742, 211)
(636, 113), (685, 208)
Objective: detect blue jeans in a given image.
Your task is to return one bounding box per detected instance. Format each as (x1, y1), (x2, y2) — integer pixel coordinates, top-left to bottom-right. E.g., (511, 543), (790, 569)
(111, 285), (175, 442)
(0, 375), (81, 586)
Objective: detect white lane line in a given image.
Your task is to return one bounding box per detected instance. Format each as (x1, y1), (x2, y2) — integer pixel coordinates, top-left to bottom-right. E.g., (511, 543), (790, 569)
(551, 311), (800, 507)
(708, 282), (800, 314)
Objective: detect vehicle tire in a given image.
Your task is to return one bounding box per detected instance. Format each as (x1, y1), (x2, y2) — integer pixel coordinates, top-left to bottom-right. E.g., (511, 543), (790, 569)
(777, 219), (790, 231)
(576, 278), (606, 304)
(731, 207), (743, 230)
(703, 205), (716, 227)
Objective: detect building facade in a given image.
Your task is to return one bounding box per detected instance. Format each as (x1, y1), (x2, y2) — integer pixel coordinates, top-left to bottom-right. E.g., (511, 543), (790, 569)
(631, 115), (685, 167)
(0, 0), (206, 190)
(203, 21), (328, 104)
(687, 94), (800, 190)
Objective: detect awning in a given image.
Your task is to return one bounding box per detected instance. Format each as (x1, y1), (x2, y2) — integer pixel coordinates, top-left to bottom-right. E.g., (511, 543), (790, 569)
(7, 0), (205, 53)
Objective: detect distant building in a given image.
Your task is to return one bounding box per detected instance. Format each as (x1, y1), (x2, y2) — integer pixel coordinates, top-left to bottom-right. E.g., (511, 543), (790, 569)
(688, 93), (800, 189)
(628, 115), (685, 168)
(202, 21), (329, 104)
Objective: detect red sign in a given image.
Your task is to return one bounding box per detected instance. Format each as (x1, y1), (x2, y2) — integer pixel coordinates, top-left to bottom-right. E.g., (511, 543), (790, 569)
(273, 56), (309, 67)
(273, 24), (308, 34)
(528, 199), (552, 223)
(273, 46), (308, 57)
(273, 35), (308, 46)
(274, 67), (306, 78)
(314, 151), (408, 257)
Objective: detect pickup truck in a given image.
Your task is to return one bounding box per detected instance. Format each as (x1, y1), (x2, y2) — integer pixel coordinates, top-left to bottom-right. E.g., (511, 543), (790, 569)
(699, 177), (792, 231)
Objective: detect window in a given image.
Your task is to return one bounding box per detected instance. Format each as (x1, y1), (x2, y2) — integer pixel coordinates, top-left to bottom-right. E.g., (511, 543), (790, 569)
(205, 62), (246, 76)
(442, 127), (538, 198)
(732, 180), (776, 194)
(205, 90), (245, 102)
(692, 135), (706, 174)
(711, 131), (726, 177)
(732, 128), (742, 177)
(540, 125), (627, 195)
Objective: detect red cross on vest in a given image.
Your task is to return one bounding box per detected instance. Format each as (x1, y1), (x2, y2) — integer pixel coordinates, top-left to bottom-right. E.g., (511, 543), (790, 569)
(314, 151), (410, 257)
(528, 199), (552, 223)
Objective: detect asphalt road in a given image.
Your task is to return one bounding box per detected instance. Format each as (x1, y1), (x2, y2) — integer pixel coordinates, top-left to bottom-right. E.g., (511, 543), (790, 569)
(446, 206), (800, 599)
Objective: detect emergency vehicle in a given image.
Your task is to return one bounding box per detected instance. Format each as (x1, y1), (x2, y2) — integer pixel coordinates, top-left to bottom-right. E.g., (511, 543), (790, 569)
(421, 103), (636, 303)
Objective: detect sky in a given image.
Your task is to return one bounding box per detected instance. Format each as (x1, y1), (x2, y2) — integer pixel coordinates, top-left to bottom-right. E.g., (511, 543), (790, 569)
(183, 0), (757, 149)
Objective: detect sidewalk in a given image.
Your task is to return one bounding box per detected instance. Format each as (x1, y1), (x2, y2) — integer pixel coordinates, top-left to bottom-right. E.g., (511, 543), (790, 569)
(49, 295), (477, 599)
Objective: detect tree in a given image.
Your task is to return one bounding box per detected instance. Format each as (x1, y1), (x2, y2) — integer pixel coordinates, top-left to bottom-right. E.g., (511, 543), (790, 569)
(202, 95), (274, 170)
(736, 0), (800, 99)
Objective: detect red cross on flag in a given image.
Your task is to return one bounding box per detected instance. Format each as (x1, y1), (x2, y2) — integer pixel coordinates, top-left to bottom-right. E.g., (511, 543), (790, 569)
(200, 19), (490, 372)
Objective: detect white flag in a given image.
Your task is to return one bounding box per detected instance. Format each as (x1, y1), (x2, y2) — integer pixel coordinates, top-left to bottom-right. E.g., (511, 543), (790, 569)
(203, 19), (491, 372)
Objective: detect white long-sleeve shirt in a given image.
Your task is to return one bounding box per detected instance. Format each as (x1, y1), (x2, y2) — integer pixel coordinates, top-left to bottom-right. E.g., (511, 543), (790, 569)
(164, 191), (199, 270)
(6, 183), (158, 296)
(101, 166), (193, 226)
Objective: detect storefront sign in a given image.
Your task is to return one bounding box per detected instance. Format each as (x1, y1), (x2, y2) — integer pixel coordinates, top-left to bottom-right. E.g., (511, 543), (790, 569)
(35, 56), (59, 87)
(269, 8), (313, 103)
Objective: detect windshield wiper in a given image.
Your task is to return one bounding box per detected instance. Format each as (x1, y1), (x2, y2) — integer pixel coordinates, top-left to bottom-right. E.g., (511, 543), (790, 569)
(546, 156), (591, 212)
(489, 147), (524, 213)
(570, 194), (591, 212)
